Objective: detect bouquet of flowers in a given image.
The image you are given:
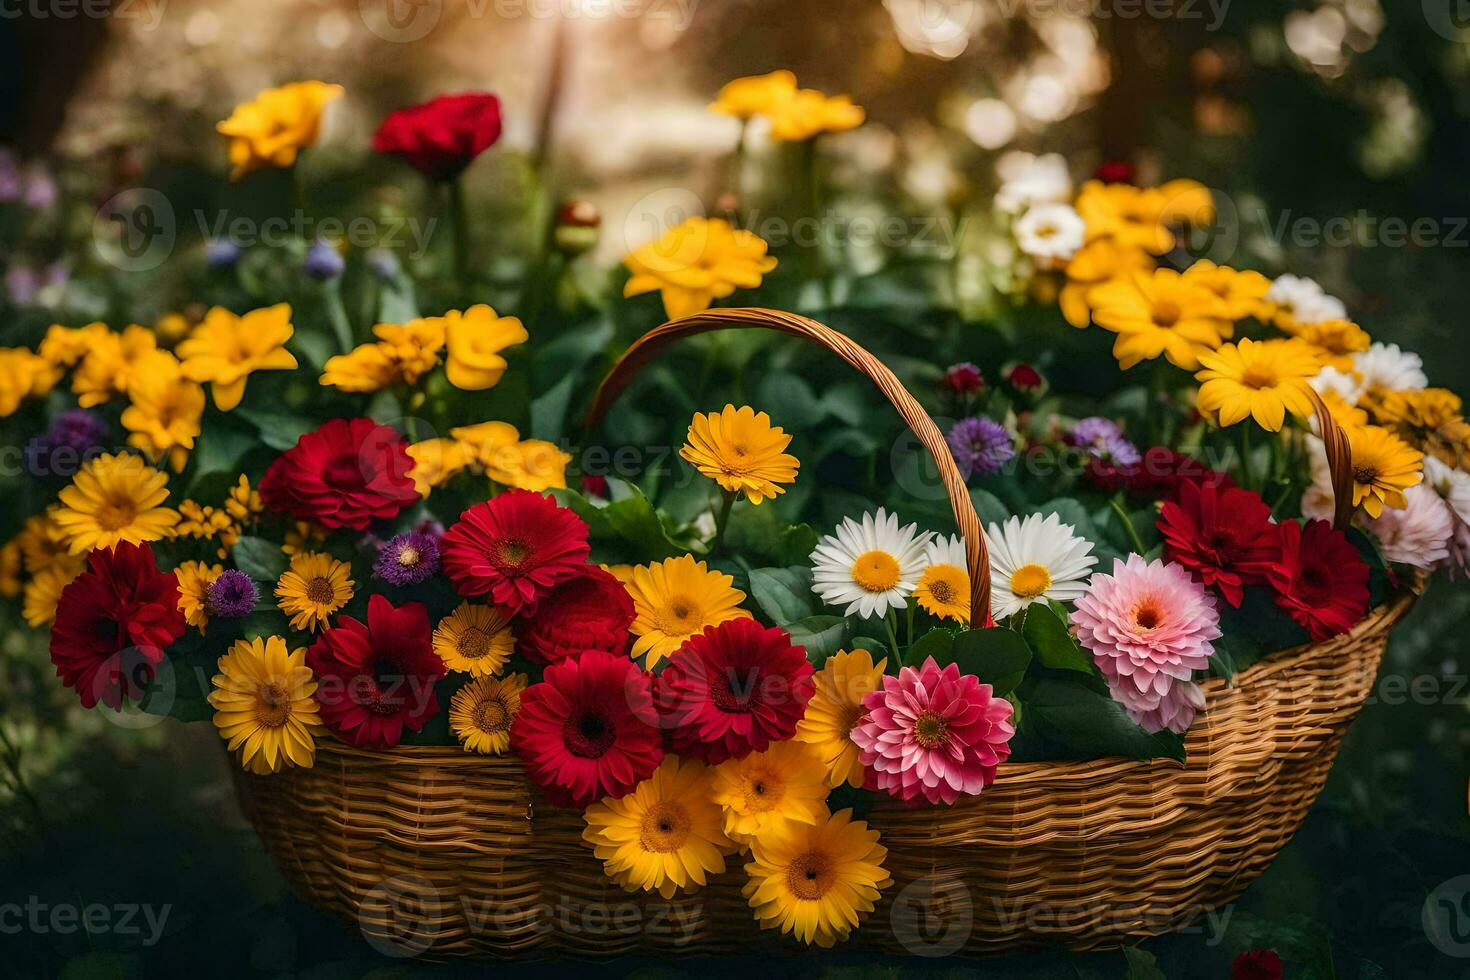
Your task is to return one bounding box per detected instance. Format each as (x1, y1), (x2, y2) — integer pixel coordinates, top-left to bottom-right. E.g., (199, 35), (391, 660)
(1, 72), (1464, 952)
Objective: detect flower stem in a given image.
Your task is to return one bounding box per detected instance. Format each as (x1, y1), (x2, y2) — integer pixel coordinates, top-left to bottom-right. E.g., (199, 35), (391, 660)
(448, 176), (471, 291)
(1109, 495), (1148, 555)
(322, 279), (354, 353)
(1238, 423), (1257, 491)
(884, 610), (901, 659)
(710, 489), (738, 555)
(904, 600), (915, 646)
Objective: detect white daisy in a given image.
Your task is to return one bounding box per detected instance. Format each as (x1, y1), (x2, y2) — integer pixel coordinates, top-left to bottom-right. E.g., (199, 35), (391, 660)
(1309, 363), (1367, 407)
(1363, 482), (1454, 569)
(985, 512), (1099, 620)
(994, 151), (1073, 213)
(1014, 203), (1085, 270)
(810, 508), (931, 619)
(1265, 274), (1347, 326)
(1353, 342), (1428, 393)
(1422, 456), (1470, 526)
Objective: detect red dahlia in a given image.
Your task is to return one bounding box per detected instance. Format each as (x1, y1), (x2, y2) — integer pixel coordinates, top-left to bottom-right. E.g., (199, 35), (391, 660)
(653, 618), (815, 765)
(372, 92), (503, 182)
(1159, 480), (1279, 607)
(515, 565), (634, 665)
(1232, 949), (1284, 980)
(50, 542), (185, 710)
(1126, 447), (1235, 501)
(510, 649), (663, 808)
(440, 490), (591, 614)
(260, 418), (418, 531)
(1267, 520), (1369, 641)
(306, 594), (445, 749)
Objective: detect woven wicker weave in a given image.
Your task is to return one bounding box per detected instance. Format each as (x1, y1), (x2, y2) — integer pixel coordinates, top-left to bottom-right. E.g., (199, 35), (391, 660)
(236, 308), (1410, 959)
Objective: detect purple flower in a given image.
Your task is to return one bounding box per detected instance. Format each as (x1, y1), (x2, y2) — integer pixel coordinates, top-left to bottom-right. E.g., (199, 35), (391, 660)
(206, 239), (242, 269)
(1066, 416), (1124, 449)
(947, 417), (1015, 479)
(0, 150), (20, 203)
(365, 247), (400, 282)
(207, 570), (259, 619)
(21, 169), (56, 211)
(27, 410), (109, 479)
(374, 531), (441, 586)
(303, 239), (344, 280)
(1096, 434), (1141, 467)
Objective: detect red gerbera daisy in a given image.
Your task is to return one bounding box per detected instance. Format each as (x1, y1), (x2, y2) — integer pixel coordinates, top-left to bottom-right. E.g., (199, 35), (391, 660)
(306, 594), (445, 749)
(510, 649), (663, 809)
(50, 542), (185, 710)
(515, 565), (634, 665)
(440, 489), (590, 613)
(259, 418), (418, 531)
(1126, 447), (1235, 501)
(1159, 480), (1279, 607)
(1267, 520), (1369, 641)
(653, 618), (815, 765)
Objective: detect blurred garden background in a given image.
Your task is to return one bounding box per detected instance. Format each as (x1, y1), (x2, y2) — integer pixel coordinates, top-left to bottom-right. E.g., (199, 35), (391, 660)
(3, 0), (1470, 977)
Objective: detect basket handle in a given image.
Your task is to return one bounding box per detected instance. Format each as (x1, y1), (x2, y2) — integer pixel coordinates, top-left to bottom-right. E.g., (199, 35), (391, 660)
(1304, 386), (1355, 532)
(585, 307), (995, 625)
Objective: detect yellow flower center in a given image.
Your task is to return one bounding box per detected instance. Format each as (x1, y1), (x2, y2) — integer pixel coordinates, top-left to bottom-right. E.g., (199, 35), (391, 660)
(786, 849), (833, 901)
(741, 771), (784, 813)
(457, 627), (492, 660)
(656, 595), (701, 635)
(305, 576), (335, 605)
(1009, 563), (1052, 599)
(473, 695), (510, 734)
(1354, 463), (1379, 486)
(838, 702), (865, 738)
(95, 498), (139, 532)
(397, 547), (420, 567)
(255, 682), (292, 729)
(1151, 300), (1182, 328)
(494, 539), (531, 570)
(639, 802), (692, 853)
(1240, 364), (1279, 389)
(913, 710), (949, 749)
(852, 550), (901, 593)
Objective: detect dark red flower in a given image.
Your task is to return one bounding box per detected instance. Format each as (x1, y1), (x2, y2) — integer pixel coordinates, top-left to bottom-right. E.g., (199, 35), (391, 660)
(1267, 520), (1369, 641)
(440, 489), (591, 614)
(306, 594), (445, 749)
(50, 542), (185, 710)
(1232, 949), (1284, 980)
(1126, 446), (1235, 501)
(1002, 362), (1045, 394)
(372, 92), (503, 182)
(1094, 160), (1136, 185)
(516, 566), (634, 665)
(1159, 480), (1279, 607)
(580, 473), (609, 500)
(260, 418), (417, 531)
(511, 649), (663, 808)
(654, 618), (815, 765)
(942, 362), (985, 396)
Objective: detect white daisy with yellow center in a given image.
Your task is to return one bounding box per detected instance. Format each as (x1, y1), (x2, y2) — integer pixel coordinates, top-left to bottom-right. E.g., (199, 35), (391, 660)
(986, 512), (1099, 620)
(810, 508), (930, 619)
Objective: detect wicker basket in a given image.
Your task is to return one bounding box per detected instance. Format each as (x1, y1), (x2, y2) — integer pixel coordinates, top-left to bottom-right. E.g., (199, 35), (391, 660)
(236, 308), (1414, 959)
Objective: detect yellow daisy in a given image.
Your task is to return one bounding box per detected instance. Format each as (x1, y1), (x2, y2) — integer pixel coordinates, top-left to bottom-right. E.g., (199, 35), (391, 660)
(207, 636), (325, 774)
(175, 560), (224, 634)
(1156, 178), (1217, 227)
(177, 303), (298, 411)
(319, 342), (399, 392)
(709, 70), (798, 120)
(583, 756), (736, 900)
(1075, 180), (1174, 254)
(216, 80), (343, 181)
(450, 420), (522, 468)
(625, 555), (752, 668)
(1180, 260), (1271, 322)
(433, 602), (514, 677)
(52, 452), (178, 555)
(623, 217), (777, 320)
(71, 325), (159, 407)
(449, 672), (526, 755)
(275, 551), (354, 631)
(121, 352), (206, 472)
(680, 405), (800, 505)
(484, 440), (572, 493)
(282, 521), (330, 557)
(22, 562), (82, 628)
(0, 539), (21, 598)
(912, 534), (970, 624)
(794, 649), (887, 789)
(1344, 424), (1423, 518)
(371, 317), (447, 382)
(443, 305), (528, 391)
(1291, 318), (1372, 371)
(225, 474), (264, 526)
(0, 348), (49, 414)
(1091, 269), (1233, 370)
(1362, 387), (1464, 450)
(17, 510), (75, 575)
(38, 321), (110, 373)
(406, 438), (474, 497)
(1058, 238), (1156, 329)
(742, 807), (891, 948)
(1195, 338), (1322, 432)
(710, 741), (830, 845)
(765, 89), (865, 141)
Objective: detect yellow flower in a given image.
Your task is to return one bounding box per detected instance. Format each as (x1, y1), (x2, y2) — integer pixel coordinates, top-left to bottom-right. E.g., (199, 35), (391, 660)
(1091, 269), (1233, 370)
(320, 342), (399, 392)
(1290, 318), (1372, 371)
(914, 565), (969, 623)
(1075, 181), (1174, 254)
(208, 636), (325, 774)
(17, 510), (76, 575)
(1362, 387), (1463, 447)
(275, 551), (354, 632)
(216, 80), (343, 181)
(795, 649), (887, 789)
(52, 452), (178, 554)
(373, 317), (447, 381)
(1156, 178), (1217, 227)
(680, 405), (800, 505)
(175, 560), (224, 633)
(282, 521), (330, 557)
(22, 562), (82, 628)
(178, 303), (298, 410)
(484, 439), (571, 493)
(170, 499), (235, 558)
(121, 352), (206, 472)
(444, 305), (528, 391)
(711, 741), (829, 845)
(225, 474), (264, 526)
(0, 539), (21, 598)
(433, 602), (514, 677)
(1058, 238), (1154, 329)
(1180, 260), (1271, 322)
(38, 321), (109, 372)
(583, 756), (735, 900)
(624, 217), (778, 320)
(1195, 338), (1321, 432)
(1344, 424), (1423, 518)
(450, 421), (521, 466)
(709, 70), (798, 120)
(742, 807), (891, 948)
(153, 311), (193, 347)
(0, 348), (49, 415)
(449, 672), (526, 755)
(625, 555), (752, 668)
(71, 325), (159, 407)
(1320, 390), (1369, 429)
(406, 438), (474, 497)
(765, 89), (865, 141)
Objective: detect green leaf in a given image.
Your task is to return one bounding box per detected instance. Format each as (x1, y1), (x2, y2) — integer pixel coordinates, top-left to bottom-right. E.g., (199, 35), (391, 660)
(748, 566), (816, 625)
(232, 536), (287, 582)
(946, 627), (1032, 696)
(234, 408), (313, 451)
(969, 488), (1010, 527)
(556, 482), (701, 562)
(529, 372), (578, 442)
(1024, 677), (1187, 762)
(785, 615), (848, 665)
(1123, 945), (1167, 980)
(904, 626), (954, 667)
(755, 371), (824, 429)
(1021, 603), (1093, 673)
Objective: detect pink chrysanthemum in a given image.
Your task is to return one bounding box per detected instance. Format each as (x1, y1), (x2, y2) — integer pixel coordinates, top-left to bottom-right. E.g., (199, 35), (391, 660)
(849, 657), (1014, 805)
(1107, 677), (1207, 735)
(1071, 555), (1220, 733)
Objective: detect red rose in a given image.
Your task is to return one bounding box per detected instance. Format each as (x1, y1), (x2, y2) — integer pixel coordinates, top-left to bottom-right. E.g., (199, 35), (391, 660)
(580, 474), (609, 500)
(440, 489), (591, 614)
(1267, 520), (1369, 640)
(260, 418), (418, 531)
(1232, 949), (1283, 980)
(1095, 160), (1136, 185)
(516, 566), (634, 665)
(372, 93), (503, 181)
(50, 542), (185, 710)
(307, 594), (445, 749)
(1159, 480), (1279, 607)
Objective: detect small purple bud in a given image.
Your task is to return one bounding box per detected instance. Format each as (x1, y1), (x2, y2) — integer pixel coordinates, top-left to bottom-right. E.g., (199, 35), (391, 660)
(207, 570), (259, 619)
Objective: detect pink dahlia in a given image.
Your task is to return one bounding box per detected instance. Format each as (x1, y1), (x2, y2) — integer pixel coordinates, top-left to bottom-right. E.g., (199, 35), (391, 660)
(849, 657), (1015, 805)
(1071, 555), (1220, 734)
(1107, 676), (1206, 735)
